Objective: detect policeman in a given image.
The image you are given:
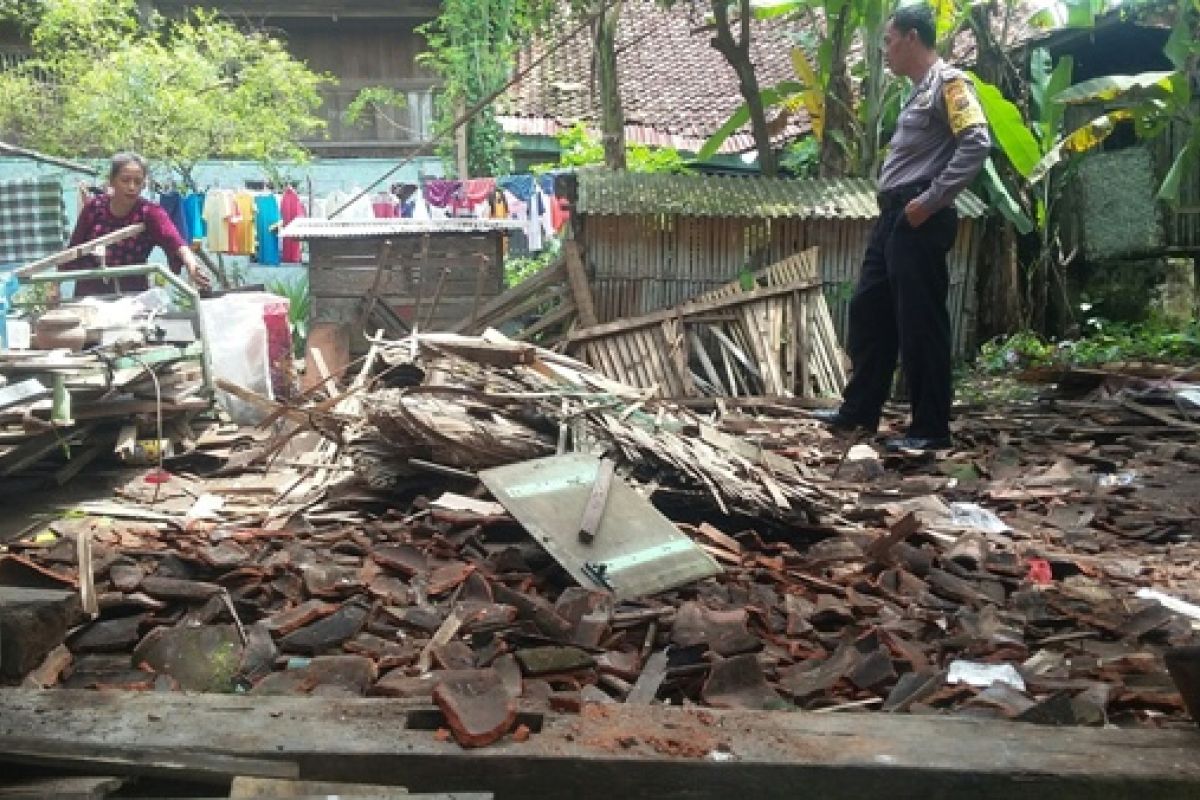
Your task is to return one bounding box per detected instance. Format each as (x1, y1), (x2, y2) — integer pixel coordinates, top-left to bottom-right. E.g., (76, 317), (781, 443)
(813, 4), (990, 452)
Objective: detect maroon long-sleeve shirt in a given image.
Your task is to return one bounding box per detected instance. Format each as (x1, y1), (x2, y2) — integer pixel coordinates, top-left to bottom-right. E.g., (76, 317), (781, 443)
(64, 194), (186, 296)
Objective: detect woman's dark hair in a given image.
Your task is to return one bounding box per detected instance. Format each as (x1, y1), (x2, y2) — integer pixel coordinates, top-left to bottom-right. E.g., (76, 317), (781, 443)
(890, 5), (936, 48)
(108, 152), (149, 181)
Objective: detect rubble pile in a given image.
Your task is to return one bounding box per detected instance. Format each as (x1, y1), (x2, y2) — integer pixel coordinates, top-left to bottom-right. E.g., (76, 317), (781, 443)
(2, 334), (1199, 749)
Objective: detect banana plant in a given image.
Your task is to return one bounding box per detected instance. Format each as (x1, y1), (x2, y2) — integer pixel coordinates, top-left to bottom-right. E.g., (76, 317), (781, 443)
(1028, 2), (1197, 202)
(697, 0), (897, 176)
(972, 47), (1074, 234)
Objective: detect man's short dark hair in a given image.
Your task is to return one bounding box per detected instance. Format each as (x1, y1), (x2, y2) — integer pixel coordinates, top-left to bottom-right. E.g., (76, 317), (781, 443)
(890, 4), (936, 48)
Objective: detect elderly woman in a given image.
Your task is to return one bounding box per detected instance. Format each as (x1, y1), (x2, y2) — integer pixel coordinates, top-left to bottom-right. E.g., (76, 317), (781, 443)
(64, 152), (211, 297)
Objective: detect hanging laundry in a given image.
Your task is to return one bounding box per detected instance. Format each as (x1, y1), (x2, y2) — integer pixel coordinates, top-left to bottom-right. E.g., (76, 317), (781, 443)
(231, 190), (258, 255)
(158, 190), (189, 243)
(202, 189), (232, 253)
(536, 186), (555, 241)
(525, 188), (544, 252)
(372, 192), (398, 218)
(255, 193), (282, 266)
(423, 179), (460, 209)
(183, 191), (206, 245)
(280, 186), (305, 263)
(0, 177), (66, 263)
(327, 188), (374, 220)
(489, 189), (508, 220)
(551, 195), (570, 232)
(497, 175), (534, 202)
(410, 195), (433, 220)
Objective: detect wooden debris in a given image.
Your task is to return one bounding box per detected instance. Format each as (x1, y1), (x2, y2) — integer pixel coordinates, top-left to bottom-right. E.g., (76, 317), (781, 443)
(565, 249), (846, 399)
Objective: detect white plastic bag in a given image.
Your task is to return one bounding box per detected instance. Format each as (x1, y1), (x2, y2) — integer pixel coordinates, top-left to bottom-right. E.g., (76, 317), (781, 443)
(200, 295), (272, 424)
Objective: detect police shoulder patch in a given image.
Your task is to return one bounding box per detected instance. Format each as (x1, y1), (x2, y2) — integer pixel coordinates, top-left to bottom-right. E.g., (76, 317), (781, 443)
(943, 77), (987, 135)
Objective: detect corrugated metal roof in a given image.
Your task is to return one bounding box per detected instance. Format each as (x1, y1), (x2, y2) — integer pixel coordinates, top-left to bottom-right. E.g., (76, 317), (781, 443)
(281, 218), (523, 240)
(575, 171), (989, 219)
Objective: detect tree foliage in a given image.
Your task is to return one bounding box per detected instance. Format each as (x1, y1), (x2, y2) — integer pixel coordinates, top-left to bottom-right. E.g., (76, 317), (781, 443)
(418, 0), (556, 177)
(0, 0), (329, 186)
(698, 0), (900, 178)
(548, 122), (691, 173)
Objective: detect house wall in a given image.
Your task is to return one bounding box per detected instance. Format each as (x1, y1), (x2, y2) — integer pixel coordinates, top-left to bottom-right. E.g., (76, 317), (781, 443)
(579, 214), (983, 359)
(281, 19), (440, 156)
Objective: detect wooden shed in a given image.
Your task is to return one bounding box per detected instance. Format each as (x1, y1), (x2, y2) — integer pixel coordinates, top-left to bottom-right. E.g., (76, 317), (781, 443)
(568, 171), (989, 359)
(282, 218), (520, 354)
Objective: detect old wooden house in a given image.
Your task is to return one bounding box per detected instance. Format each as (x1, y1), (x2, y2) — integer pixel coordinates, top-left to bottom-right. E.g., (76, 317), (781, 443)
(566, 171), (989, 358)
(281, 218), (520, 358)
(148, 1), (441, 158)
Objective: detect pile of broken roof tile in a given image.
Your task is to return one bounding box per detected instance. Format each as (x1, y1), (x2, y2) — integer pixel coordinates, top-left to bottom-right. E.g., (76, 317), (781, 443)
(3, 338), (1199, 749)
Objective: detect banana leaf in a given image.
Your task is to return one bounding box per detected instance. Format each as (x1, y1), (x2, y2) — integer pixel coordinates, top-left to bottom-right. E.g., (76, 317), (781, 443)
(1028, 109), (1133, 183)
(696, 81), (805, 162)
(981, 157), (1034, 234)
(973, 75), (1041, 178)
(1054, 72), (1176, 105)
(1158, 138), (1197, 204)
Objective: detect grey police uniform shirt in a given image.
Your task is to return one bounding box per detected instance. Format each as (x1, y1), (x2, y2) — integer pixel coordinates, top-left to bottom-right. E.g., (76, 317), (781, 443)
(878, 59), (992, 213)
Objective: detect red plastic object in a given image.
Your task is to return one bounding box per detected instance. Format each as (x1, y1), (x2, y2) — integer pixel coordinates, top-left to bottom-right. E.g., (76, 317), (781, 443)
(144, 469), (172, 485)
(1027, 558), (1053, 585)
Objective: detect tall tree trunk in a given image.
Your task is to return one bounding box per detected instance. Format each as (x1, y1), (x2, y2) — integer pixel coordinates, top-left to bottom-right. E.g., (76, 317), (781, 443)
(710, 0), (777, 176)
(595, 1), (626, 170)
(818, 8), (854, 177)
(968, 4), (1024, 336)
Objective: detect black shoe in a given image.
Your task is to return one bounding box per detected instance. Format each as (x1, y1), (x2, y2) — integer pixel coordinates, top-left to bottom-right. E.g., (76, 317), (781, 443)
(884, 435), (953, 453)
(810, 408), (874, 433)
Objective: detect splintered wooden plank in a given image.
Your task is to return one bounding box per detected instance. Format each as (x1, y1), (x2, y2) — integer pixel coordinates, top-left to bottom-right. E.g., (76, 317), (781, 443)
(797, 292), (811, 398)
(662, 317), (693, 397)
(689, 330), (727, 395)
(4, 689), (1200, 797)
(451, 255), (565, 334)
(0, 379), (50, 412)
(563, 241), (598, 328)
(480, 454), (721, 600)
(644, 325), (678, 397)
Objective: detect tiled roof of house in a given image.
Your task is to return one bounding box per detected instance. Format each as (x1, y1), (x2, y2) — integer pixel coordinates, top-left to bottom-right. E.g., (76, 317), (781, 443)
(574, 169), (990, 219)
(498, 0), (811, 155)
(499, 1), (1053, 156)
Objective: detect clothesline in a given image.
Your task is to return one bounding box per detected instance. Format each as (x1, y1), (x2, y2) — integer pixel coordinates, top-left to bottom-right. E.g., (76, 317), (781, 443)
(146, 172), (570, 266)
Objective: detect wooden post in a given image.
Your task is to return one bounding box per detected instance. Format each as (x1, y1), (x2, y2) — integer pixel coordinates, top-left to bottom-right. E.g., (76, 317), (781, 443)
(564, 241), (599, 328)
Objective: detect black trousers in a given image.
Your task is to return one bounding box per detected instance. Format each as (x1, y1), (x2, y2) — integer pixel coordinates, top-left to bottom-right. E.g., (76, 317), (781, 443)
(837, 201), (958, 439)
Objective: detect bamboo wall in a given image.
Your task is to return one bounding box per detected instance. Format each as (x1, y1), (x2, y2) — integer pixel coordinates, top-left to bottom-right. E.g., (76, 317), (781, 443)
(579, 214), (984, 359)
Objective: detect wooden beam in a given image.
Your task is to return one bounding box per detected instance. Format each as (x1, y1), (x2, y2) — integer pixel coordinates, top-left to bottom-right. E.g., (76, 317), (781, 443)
(1, 690), (1198, 799)
(452, 254), (566, 334)
(563, 241), (598, 328)
(15, 226), (146, 279)
(567, 280), (820, 343)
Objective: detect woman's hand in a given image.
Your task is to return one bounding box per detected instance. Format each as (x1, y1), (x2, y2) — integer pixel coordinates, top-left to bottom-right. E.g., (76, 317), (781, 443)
(187, 262), (212, 293)
(178, 245), (212, 293)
